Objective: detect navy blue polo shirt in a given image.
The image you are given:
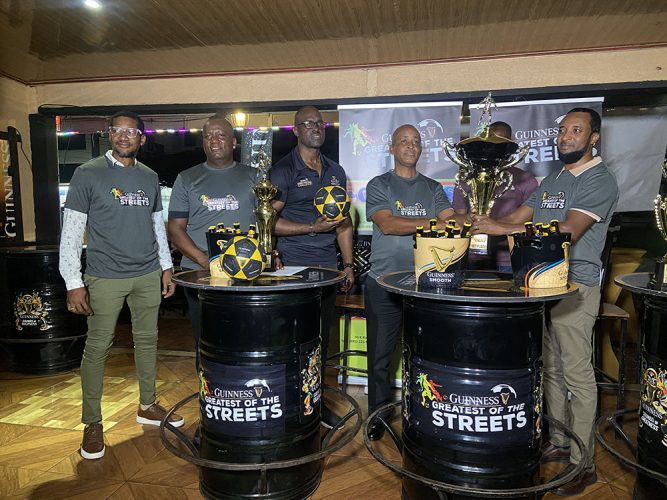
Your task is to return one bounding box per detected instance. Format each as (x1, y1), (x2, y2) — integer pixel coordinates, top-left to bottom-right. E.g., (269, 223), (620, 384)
(270, 148), (347, 267)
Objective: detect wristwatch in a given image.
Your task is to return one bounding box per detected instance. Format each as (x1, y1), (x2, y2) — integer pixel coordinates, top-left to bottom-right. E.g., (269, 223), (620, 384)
(308, 223), (317, 237)
(343, 263), (354, 270)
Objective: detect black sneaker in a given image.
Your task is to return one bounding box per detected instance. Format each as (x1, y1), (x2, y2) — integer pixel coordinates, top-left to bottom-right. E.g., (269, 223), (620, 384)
(320, 406), (344, 429)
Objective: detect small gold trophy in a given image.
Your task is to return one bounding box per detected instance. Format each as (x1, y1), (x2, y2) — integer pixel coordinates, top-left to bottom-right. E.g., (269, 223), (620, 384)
(651, 194), (667, 290)
(444, 92), (529, 255)
(253, 149), (278, 271)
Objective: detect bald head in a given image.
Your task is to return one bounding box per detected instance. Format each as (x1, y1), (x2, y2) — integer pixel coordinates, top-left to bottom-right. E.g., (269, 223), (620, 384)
(294, 106), (321, 125)
(204, 114), (234, 135)
(489, 121), (512, 140)
(392, 124), (420, 145)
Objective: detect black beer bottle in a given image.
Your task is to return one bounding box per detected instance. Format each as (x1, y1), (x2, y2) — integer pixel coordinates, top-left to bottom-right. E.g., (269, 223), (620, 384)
(452, 228), (461, 238)
(550, 219), (560, 234)
(416, 225), (425, 238)
(461, 222), (472, 238)
(215, 223), (225, 233)
(429, 219), (438, 238)
(437, 230), (446, 238)
(534, 223), (544, 236)
(249, 223), (256, 233)
(445, 225), (454, 238)
(524, 222), (536, 237)
(208, 225), (217, 233)
(233, 222), (241, 234)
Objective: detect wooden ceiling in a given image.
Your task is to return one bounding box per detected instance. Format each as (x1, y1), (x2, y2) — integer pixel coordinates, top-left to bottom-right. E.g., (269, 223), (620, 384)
(1, 0), (666, 85)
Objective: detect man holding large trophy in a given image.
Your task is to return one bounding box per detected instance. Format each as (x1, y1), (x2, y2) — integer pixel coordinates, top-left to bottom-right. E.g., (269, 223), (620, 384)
(473, 107), (619, 496)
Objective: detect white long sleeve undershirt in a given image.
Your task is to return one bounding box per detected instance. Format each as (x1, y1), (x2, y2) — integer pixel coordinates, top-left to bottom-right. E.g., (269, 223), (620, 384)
(59, 208), (173, 291)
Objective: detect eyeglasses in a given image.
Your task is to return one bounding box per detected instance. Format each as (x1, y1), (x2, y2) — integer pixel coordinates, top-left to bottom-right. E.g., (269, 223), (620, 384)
(295, 120), (326, 130)
(108, 126), (143, 138)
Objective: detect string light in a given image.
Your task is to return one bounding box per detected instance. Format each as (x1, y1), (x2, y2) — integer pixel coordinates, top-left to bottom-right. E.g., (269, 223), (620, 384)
(56, 123), (339, 136)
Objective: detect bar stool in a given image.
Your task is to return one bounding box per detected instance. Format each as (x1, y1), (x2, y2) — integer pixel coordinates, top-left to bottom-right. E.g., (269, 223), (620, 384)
(595, 302), (630, 410)
(333, 294), (366, 394)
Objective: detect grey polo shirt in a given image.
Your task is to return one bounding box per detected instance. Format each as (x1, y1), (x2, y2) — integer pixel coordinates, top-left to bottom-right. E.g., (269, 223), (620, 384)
(168, 162), (257, 269)
(524, 158), (619, 287)
(64, 155), (162, 278)
(366, 171), (452, 280)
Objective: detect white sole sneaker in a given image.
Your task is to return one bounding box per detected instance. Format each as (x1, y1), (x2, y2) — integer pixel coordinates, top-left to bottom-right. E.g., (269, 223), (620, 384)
(80, 445), (105, 460)
(136, 415), (185, 427)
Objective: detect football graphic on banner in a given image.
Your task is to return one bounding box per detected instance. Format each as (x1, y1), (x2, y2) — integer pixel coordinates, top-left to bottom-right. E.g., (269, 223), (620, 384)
(220, 236), (266, 281)
(313, 185), (351, 221)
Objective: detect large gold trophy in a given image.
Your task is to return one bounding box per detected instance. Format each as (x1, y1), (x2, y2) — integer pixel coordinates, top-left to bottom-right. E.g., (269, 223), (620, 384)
(444, 93), (529, 216)
(253, 149), (278, 271)
(651, 192), (667, 290)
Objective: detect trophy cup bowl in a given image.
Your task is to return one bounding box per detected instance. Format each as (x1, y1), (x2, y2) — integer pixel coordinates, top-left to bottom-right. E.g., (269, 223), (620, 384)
(650, 194), (667, 290)
(444, 127), (529, 216)
(253, 150), (278, 271)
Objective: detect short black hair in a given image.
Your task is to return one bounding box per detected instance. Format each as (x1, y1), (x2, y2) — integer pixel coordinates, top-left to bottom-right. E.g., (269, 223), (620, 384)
(567, 107), (601, 134)
(489, 121), (512, 139)
(109, 110), (145, 132)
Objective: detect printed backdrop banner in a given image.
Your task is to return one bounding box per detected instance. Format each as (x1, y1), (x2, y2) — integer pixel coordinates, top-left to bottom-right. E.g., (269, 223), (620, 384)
(470, 97), (604, 179)
(339, 102), (463, 234)
(0, 131), (23, 245)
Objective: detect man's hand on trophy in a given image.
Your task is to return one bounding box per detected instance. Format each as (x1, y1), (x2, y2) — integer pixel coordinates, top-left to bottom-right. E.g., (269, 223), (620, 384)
(272, 250), (284, 270)
(311, 215), (345, 233)
(470, 214), (507, 236)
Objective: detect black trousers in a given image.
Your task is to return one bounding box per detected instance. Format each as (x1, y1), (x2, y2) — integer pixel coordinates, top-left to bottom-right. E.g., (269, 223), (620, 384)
(183, 285), (201, 371)
(364, 276), (403, 413)
(320, 284), (337, 375)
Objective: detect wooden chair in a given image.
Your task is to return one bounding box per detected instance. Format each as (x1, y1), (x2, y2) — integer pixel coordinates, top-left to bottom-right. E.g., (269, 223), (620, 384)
(332, 294), (366, 394)
(594, 218), (638, 411)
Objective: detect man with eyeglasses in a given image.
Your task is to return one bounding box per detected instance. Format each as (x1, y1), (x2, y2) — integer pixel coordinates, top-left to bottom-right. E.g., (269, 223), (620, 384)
(270, 105), (354, 429)
(59, 110), (183, 461)
(168, 115), (257, 364)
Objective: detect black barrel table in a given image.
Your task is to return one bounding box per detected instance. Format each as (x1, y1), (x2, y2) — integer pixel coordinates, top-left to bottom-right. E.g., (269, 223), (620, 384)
(172, 268), (345, 500)
(372, 271), (578, 499)
(615, 273), (667, 499)
(0, 245), (87, 373)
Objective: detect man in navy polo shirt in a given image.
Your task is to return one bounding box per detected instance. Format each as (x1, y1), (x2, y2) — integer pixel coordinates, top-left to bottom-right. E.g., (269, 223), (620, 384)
(270, 105), (354, 428)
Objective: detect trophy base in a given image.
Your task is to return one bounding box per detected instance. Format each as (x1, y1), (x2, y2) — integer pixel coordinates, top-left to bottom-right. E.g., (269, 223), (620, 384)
(649, 258), (667, 291)
(264, 253), (276, 273)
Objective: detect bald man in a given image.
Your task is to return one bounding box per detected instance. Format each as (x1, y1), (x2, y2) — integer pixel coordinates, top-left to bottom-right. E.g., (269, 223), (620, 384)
(168, 115), (257, 358)
(270, 105), (354, 429)
(364, 124), (462, 440)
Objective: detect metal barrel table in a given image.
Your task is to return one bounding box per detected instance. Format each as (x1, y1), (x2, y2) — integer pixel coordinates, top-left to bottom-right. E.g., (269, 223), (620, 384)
(614, 272), (667, 499)
(372, 271), (578, 500)
(0, 245), (87, 373)
(172, 268), (347, 500)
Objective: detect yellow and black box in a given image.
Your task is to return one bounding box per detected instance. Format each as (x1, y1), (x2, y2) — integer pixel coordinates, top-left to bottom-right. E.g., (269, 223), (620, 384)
(414, 237), (470, 289)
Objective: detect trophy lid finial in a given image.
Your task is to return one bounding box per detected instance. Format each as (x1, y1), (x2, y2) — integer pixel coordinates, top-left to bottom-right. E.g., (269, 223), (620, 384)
(475, 92), (496, 136)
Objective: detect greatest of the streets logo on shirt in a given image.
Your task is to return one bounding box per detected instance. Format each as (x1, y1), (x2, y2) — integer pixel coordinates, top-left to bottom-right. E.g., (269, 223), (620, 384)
(109, 187), (150, 206)
(199, 362), (286, 437)
(199, 194), (240, 211)
(540, 191), (566, 210)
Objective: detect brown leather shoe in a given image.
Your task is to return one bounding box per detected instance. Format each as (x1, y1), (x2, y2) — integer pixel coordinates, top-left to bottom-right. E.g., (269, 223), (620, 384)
(80, 422), (105, 460)
(541, 441), (570, 463)
(552, 463), (597, 496)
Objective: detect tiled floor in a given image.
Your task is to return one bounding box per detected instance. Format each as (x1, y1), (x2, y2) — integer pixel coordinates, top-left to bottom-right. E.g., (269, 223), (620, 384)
(0, 313), (646, 499)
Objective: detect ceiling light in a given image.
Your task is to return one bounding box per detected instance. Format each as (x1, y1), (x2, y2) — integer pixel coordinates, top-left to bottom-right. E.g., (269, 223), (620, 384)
(84, 0), (103, 10)
(229, 112), (248, 129)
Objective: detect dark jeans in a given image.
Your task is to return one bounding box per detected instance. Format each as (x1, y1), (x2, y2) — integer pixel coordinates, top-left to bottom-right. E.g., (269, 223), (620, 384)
(364, 276), (403, 413)
(183, 285), (201, 371)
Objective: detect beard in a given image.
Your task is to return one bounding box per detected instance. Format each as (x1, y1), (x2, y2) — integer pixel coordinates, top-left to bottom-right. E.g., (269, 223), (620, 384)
(113, 148), (138, 159)
(558, 142), (589, 164)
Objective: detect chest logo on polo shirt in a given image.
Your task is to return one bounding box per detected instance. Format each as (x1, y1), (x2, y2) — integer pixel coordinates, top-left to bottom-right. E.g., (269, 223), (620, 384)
(297, 178), (313, 188)
(329, 176), (341, 186)
(110, 187), (150, 207)
(200, 194), (239, 211)
(540, 191), (566, 210)
(395, 200), (426, 217)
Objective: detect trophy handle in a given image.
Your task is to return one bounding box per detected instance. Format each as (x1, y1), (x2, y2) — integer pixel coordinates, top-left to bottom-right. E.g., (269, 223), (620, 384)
(654, 195), (667, 240)
(493, 170), (514, 200)
(443, 141), (469, 170)
(499, 144), (530, 171)
(454, 175), (469, 201)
